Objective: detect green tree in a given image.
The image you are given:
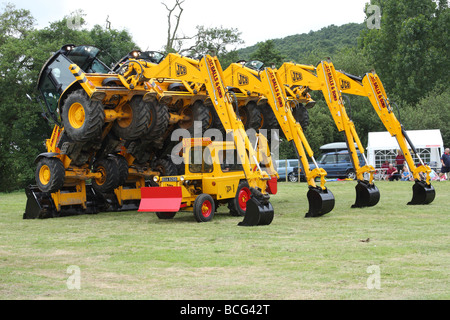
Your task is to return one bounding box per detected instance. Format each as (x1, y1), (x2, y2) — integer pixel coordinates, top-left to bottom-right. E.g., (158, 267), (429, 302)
(361, 0), (449, 104)
(400, 87), (450, 148)
(250, 40), (285, 68)
(0, 4), (138, 192)
(185, 25), (243, 58)
(0, 4), (41, 191)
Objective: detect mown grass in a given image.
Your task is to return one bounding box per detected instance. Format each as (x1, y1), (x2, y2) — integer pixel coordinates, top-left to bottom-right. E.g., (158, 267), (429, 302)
(0, 180), (449, 300)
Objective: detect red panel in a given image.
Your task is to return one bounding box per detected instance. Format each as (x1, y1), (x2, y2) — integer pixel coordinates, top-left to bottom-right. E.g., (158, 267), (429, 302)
(266, 176), (278, 195)
(138, 186), (183, 212)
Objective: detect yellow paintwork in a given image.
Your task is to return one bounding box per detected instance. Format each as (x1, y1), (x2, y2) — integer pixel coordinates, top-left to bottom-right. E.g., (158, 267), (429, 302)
(117, 54), (272, 194)
(156, 137), (277, 209)
(276, 61), (377, 183)
(334, 71), (432, 183)
(222, 62), (327, 189)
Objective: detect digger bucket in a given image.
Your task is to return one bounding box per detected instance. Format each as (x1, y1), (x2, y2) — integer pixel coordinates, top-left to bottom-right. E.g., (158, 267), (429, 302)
(352, 180), (380, 208)
(23, 185), (101, 219)
(408, 180), (435, 205)
(23, 185), (55, 219)
(138, 186), (182, 212)
(305, 187), (335, 218)
(238, 189), (274, 226)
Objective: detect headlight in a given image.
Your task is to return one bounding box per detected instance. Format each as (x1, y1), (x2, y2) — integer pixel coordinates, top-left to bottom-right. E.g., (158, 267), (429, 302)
(180, 176), (185, 181)
(153, 176), (159, 182)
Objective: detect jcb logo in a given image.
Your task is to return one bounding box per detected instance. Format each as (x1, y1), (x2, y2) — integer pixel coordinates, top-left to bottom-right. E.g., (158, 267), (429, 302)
(238, 73), (249, 86)
(291, 71), (303, 82)
(340, 79), (351, 90)
(176, 63), (187, 76)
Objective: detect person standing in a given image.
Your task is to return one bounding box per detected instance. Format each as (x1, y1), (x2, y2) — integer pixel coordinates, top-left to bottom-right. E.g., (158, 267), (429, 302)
(395, 150), (406, 172)
(439, 148), (450, 180)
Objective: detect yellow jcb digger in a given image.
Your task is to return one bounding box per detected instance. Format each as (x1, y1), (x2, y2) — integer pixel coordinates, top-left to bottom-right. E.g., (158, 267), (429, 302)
(24, 45), (167, 218)
(276, 60), (380, 208)
(138, 136), (278, 223)
(222, 60), (335, 217)
(115, 53), (276, 225)
(334, 69), (435, 205)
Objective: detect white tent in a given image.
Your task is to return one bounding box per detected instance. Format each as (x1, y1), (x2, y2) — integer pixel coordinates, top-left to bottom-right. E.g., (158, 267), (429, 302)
(366, 129), (444, 170)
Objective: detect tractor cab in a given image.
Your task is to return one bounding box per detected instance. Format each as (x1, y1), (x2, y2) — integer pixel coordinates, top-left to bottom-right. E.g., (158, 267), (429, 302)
(112, 50), (165, 72)
(139, 138), (277, 224)
(36, 45), (111, 122)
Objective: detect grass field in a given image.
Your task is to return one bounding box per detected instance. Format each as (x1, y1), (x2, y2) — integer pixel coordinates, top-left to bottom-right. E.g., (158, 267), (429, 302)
(0, 180), (449, 300)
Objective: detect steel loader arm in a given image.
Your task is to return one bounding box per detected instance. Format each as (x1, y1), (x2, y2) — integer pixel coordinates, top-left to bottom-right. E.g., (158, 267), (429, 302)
(334, 70), (435, 205)
(223, 62), (335, 217)
(118, 53), (275, 225)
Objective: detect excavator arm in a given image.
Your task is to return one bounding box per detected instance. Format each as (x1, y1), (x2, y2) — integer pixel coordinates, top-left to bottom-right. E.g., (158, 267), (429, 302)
(223, 62), (335, 217)
(119, 53), (275, 225)
(277, 60), (380, 208)
(334, 70), (435, 205)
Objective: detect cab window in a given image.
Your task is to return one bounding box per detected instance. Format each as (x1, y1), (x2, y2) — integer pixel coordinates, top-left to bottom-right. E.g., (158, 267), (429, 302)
(219, 149), (243, 172)
(38, 55), (76, 113)
(189, 146), (213, 173)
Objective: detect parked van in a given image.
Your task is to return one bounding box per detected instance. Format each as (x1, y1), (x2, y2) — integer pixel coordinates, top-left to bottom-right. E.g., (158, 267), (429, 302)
(288, 150), (366, 181)
(275, 159), (300, 181)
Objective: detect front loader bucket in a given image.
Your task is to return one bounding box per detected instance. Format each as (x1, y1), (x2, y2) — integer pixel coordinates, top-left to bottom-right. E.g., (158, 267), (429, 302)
(352, 180), (380, 208)
(238, 189), (274, 226)
(23, 185), (56, 219)
(305, 187), (335, 218)
(138, 186), (182, 212)
(23, 185), (101, 219)
(408, 180), (435, 205)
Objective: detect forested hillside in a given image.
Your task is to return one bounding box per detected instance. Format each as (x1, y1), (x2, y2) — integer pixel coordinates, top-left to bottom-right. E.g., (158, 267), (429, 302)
(238, 23), (365, 65)
(0, 0), (448, 192)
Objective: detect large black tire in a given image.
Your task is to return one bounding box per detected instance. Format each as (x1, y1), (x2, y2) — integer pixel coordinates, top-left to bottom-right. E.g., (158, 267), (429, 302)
(193, 193), (215, 223)
(260, 102), (279, 131)
(62, 89), (104, 142)
(152, 158), (178, 176)
(228, 180), (251, 217)
(259, 102), (281, 142)
(112, 96), (151, 141)
(240, 101), (263, 131)
(113, 155), (129, 186)
(292, 103), (310, 131)
(189, 100), (215, 135)
(143, 103), (170, 149)
(156, 212), (176, 219)
(35, 157), (65, 193)
(92, 158), (120, 193)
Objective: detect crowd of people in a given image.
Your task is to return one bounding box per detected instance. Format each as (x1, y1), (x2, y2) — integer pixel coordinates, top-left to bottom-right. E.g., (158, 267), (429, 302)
(379, 148), (450, 182)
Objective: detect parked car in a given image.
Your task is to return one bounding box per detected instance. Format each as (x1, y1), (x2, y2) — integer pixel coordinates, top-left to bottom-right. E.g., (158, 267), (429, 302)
(275, 159), (300, 180)
(288, 150), (366, 181)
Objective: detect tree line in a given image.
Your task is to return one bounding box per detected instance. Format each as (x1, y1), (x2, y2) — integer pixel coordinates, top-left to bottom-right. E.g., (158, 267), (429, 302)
(0, 0), (448, 191)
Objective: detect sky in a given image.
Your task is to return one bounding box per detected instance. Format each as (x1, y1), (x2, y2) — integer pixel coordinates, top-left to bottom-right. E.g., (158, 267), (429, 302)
(5, 0), (369, 51)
